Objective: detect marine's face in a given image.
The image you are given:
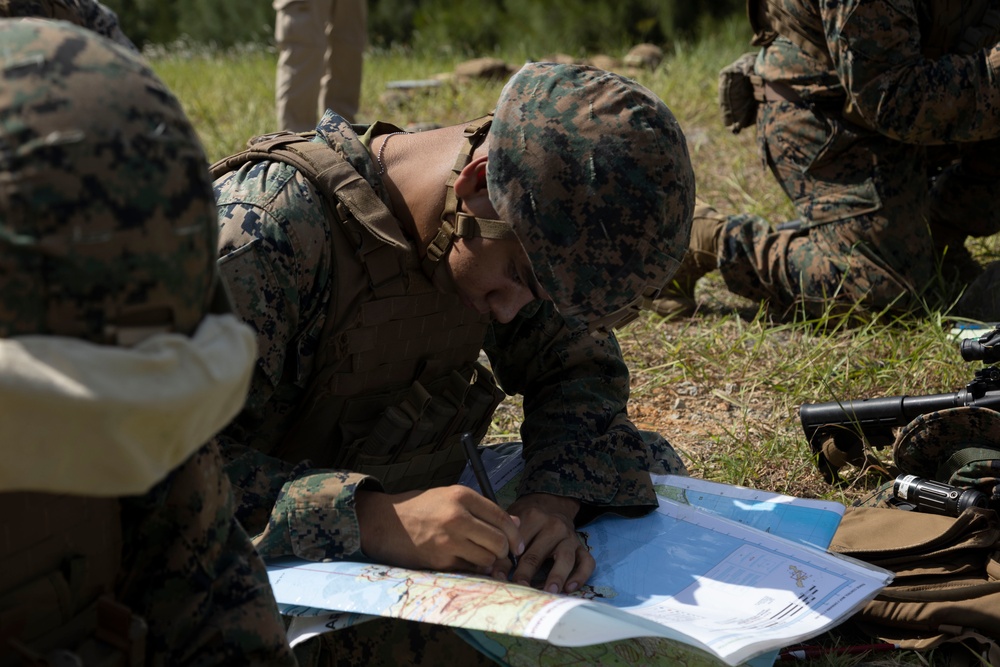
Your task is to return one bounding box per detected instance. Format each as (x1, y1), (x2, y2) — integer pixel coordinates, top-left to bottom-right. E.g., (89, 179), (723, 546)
(436, 150), (547, 323)
(435, 235), (540, 324)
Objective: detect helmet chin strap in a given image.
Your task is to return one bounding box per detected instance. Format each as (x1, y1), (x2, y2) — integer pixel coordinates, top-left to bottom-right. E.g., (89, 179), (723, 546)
(421, 114), (516, 280)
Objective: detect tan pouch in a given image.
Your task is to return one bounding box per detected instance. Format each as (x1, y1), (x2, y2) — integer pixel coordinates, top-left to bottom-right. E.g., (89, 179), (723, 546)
(718, 52), (762, 134)
(830, 506), (1000, 660)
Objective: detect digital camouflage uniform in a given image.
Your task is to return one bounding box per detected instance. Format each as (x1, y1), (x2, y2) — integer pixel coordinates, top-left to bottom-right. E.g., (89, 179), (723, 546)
(0, 19), (295, 667)
(716, 0), (1000, 318)
(213, 63), (694, 664)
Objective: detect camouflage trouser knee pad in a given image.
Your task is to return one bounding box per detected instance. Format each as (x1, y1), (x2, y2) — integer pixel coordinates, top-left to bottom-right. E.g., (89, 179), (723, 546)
(715, 212), (795, 306)
(719, 211), (933, 317)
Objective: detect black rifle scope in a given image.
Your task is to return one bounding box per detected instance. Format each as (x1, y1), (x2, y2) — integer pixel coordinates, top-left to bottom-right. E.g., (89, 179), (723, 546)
(961, 327), (1000, 364)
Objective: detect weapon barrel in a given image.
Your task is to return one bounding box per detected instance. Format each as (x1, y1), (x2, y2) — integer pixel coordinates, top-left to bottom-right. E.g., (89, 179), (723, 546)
(800, 389), (1000, 442)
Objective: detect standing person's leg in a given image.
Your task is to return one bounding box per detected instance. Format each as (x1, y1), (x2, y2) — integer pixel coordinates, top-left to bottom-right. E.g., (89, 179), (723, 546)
(321, 0), (367, 123)
(274, 0), (332, 131)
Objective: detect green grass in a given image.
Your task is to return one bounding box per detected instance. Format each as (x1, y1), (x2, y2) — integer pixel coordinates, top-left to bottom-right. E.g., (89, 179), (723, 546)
(148, 20), (997, 665)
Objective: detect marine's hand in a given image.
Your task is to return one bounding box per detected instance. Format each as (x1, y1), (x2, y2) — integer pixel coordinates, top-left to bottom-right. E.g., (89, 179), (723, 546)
(505, 493), (594, 594)
(356, 486), (524, 572)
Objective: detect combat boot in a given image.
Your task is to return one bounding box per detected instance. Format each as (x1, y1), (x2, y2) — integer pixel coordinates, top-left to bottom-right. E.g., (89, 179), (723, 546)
(931, 227), (983, 287)
(646, 204), (724, 318)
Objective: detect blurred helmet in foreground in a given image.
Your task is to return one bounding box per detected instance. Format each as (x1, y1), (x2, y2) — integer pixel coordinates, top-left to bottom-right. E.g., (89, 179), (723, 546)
(0, 18), (218, 344)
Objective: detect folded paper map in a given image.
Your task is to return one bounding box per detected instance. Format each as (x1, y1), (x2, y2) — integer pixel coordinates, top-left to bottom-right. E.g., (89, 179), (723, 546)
(267, 464), (891, 666)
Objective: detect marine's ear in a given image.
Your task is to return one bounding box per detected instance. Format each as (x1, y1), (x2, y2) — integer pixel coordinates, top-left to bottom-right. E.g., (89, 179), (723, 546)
(453, 155), (490, 199)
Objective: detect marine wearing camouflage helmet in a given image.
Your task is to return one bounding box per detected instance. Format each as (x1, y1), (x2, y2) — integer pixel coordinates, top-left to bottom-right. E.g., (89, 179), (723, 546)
(0, 18), (295, 666)
(651, 0), (1000, 320)
(211, 61), (691, 664)
(421, 63), (694, 333)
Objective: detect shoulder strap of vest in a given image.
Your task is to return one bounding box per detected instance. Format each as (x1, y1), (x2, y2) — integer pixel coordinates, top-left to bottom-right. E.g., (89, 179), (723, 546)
(421, 115), (501, 277)
(210, 131), (409, 299)
(211, 132), (407, 250)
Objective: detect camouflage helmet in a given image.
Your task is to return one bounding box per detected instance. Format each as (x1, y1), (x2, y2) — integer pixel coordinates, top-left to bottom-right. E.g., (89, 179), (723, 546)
(893, 406), (1000, 499)
(0, 18), (219, 344)
(487, 62), (695, 332)
(0, 0), (137, 50)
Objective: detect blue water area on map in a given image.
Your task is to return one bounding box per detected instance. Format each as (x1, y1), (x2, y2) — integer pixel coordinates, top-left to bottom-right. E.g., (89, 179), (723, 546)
(684, 493), (842, 550)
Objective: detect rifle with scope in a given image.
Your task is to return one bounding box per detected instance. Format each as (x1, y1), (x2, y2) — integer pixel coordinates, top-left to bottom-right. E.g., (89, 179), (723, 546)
(799, 327), (1000, 484)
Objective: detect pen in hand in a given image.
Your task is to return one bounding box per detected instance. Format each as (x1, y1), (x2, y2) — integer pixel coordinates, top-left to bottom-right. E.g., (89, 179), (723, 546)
(461, 432), (519, 569)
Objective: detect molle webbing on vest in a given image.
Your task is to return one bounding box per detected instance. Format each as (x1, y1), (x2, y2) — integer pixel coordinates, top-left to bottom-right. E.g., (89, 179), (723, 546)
(0, 493), (144, 665)
(212, 129), (502, 493)
(348, 363), (505, 493)
(275, 235), (500, 493)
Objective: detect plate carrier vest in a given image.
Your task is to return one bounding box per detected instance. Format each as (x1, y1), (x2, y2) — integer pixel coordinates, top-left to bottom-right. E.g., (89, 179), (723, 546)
(210, 128), (506, 494)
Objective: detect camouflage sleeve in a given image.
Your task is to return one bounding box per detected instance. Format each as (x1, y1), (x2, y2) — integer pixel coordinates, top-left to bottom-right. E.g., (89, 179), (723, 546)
(218, 432), (375, 561)
(484, 302), (657, 520)
(119, 441), (297, 665)
(824, 0), (1000, 143)
(214, 161), (379, 562)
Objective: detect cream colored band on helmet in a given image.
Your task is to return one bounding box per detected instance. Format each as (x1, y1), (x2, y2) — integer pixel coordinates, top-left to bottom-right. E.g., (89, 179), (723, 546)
(0, 314), (257, 496)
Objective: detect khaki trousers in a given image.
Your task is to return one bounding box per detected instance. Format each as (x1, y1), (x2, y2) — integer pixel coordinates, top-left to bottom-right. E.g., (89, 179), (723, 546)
(274, 0), (366, 130)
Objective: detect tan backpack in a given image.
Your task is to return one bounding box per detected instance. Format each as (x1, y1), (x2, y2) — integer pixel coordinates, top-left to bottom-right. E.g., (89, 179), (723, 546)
(829, 496), (1000, 664)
